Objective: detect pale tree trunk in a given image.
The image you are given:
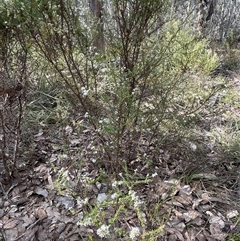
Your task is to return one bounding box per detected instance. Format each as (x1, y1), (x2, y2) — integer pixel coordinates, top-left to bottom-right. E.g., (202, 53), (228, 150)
(89, 0), (104, 51)
(198, 0), (216, 35)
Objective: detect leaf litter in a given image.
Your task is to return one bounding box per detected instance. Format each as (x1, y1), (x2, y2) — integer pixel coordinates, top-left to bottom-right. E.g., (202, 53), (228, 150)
(1, 121), (240, 240)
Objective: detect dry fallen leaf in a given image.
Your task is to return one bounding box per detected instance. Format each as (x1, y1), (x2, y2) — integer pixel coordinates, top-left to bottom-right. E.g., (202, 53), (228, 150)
(209, 215), (225, 229)
(192, 217), (205, 226)
(166, 227), (185, 241)
(36, 208), (47, 220)
(227, 210), (239, 219)
(3, 219), (19, 229)
(209, 224), (226, 241)
(166, 201), (184, 208)
(182, 210), (201, 222)
(175, 195), (192, 205)
(34, 187), (49, 198)
(2, 215), (9, 222)
(178, 185), (192, 195)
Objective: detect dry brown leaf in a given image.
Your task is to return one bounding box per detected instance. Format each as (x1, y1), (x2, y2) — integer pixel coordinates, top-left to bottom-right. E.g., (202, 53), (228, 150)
(36, 208), (47, 220)
(34, 164), (48, 173)
(47, 172), (53, 186)
(185, 227), (202, 241)
(21, 226), (39, 241)
(172, 209), (183, 218)
(196, 233), (207, 241)
(166, 227), (185, 241)
(203, 229), (217, 241)
(178, 185), (192, 195)
(34, 187), (48, 198)
(191, 173), (218, 180)
(2, 215), (9, 222)
(227, 210), (239, 219)
(168, 234), (178, 241)
(182, 210), (201, 222)
(37, 226), (49, 241)
(209, 224), (227, 241)
(174, 222), (186, 232)
(201, 193), (228, 204)
(22, 216), (35, 228)
(192, 217), (205, 226)
(3, 228), (18, 240)
(175, 194), (192, 205)
(3, 219), (19, 229)
(192, 198), (202, 209)
(166, 200), (184, 208)
(209, 215), (225, 229)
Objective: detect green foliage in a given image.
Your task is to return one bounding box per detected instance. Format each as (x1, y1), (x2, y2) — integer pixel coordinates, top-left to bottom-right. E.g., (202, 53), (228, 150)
(74, 173), (166, 240)
(226, 28), (240, 50)
(162, 21), (219, 74)
(224, 49), (240, 71)
(212, 125), (240, 162)
(208, 84), (240, 162)
(96, 18), (220, 165)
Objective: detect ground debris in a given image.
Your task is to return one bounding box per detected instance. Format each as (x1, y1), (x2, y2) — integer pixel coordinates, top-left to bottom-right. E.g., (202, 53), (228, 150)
(1, 124), (240, 240)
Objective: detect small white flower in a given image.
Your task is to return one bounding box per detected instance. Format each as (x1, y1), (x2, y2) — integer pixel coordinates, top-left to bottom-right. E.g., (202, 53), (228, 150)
(152, 172), (158, 178)
(112, 180), (123, 188)
(91, 158), (97, 163)
(84, 112), (89, 118)
(81, 87), (89, 96)
(129, 190), (143, 208)
(111, 193), (117, 199)
(103, 118), (109, 123)
(100, 68), (107, 73)
(129, 227), (140, 240)
(77, 197), (89, 207)
(65, 125), (73, 135)
(112, 181), (118, 188)
(129, 190), (137, 201)
(96, 224), (110, 238)
(77, 217), (93, 227)
(97, 128), (101, 132)
(133, 199), (144, 208)
(118, 181), (123, 185)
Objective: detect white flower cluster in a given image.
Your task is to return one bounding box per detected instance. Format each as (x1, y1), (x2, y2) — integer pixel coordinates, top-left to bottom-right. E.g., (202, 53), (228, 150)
(111, 193), (118, 199)
(144, 102), (155, 110)
(129, 190), (143, 208)
(81, 86), (89, 97)
(112, 180), (123, 188)
(77, 217), (92, 227)
(84, 112), (89, 118)
(77, 197), (89, 207)
(152, 172), (158, 178)
(129, 227), (140, 240)
(96, 224), (110, 238)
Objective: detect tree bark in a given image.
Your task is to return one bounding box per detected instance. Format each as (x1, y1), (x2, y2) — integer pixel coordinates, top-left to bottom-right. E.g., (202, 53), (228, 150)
(89, 0), (104, 51)
(198, 0), (216, 34)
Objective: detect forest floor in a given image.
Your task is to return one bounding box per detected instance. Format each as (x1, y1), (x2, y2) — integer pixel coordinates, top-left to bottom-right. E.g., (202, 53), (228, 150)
(1, 67), (240, 240)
